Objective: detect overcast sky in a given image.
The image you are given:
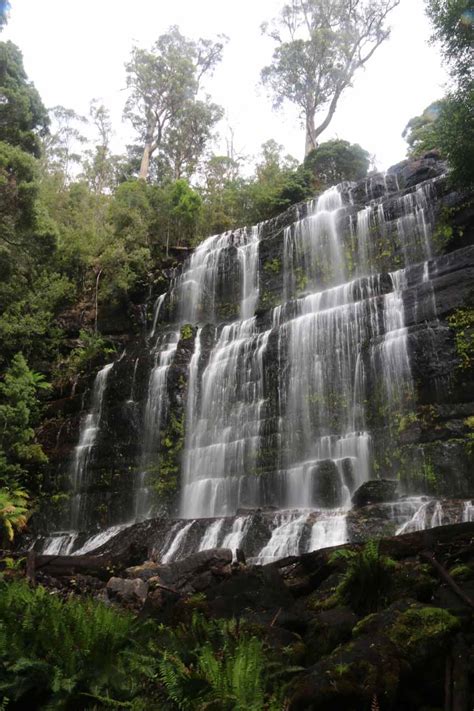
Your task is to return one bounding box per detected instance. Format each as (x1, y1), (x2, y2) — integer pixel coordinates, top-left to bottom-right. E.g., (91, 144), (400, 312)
(3, 0), (448, 171)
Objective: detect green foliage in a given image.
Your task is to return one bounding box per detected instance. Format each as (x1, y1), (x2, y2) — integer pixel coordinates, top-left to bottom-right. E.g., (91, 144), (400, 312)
(0, 353), (50, 493)
(54, 329), (116, 387)
(0, 580), (156, 708)
(180, 324), (194, 341)
(448, 308), (474, 369)
(0, 41), (49, 157)
(331, 540), (397, 615)
(264, 258), (282, 274)
(0, 488), (28, 543)
(261, 1), (399, 154)
(432, 88), (474, 188)
(124, 27), (224, 180)
(386, 605), (459, 653)
(402, 101), (445, 157)
(420, 1), (474, 187)
(0, 1), (10, 29)
(304, 140), (370, 188)
(151, 413), (185, 500)
(157, 613), (287, 710)
(425, 0), (473, 82)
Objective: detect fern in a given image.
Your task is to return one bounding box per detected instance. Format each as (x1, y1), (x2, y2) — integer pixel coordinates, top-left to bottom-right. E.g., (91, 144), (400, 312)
(334, 540), (397, 614)
(157, 613), (288, 710)
(0, 580), (157, 707)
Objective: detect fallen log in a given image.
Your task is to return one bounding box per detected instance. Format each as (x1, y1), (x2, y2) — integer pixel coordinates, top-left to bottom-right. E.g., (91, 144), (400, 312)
(35, 543), (147, 581)
(421, 550), (474, 611)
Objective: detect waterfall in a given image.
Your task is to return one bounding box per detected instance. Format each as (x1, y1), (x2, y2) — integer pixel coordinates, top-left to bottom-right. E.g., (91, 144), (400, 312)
(44, 166), (465, 564)
(69, 363), (113, 531)
(135, 330), (180, 519)
(180, 318), (270, 518)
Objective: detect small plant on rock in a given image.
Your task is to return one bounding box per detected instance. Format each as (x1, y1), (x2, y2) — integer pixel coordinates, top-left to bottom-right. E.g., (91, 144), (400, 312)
(330, 540), (397, 615)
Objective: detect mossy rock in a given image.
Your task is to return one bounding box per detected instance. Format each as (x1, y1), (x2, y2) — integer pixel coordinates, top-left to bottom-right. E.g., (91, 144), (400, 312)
(305, 607), (357, 663)
(290, 601), (459, 710)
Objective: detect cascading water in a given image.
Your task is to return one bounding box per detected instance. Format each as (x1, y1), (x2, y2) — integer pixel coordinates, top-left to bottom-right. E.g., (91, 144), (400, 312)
(43, 363), (113, 554)
(135, 329), (180, 519)
(42, 164), (474, 563)
(70, 363), (113, 531)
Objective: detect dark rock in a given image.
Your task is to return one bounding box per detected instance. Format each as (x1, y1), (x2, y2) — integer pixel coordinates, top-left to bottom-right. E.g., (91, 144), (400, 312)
(352, 479), (399, 508)
(311, 460), (343, 507)
(157, 548), (233, 593)
(305, 607), (358, 663)
(289, 600), (459, 710)
(205, 565), (293, 621)
(341, 457), (356, 493)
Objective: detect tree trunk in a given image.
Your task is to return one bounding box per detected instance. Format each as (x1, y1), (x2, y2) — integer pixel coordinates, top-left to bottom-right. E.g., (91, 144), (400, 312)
(305, 111), (317, 157)
(139, 142), (152, 180)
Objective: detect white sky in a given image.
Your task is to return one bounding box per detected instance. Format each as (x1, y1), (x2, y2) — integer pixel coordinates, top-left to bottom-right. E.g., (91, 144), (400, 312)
(3, 0), (448, 172)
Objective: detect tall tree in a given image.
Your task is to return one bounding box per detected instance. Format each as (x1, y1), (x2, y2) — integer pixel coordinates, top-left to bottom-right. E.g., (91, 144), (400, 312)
(420, 0), (474, 186)
(0, 41), (49, 156)
(124, 26), (224, 181)
(42, 105), (87, 184)
(81, 100), (116, 193)
(261, 0), (400, 157)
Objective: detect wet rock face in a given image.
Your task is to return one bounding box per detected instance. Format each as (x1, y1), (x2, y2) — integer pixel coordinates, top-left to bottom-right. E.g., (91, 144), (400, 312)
(36, 152), (474, 541)
(311, 460), (344, 508)
(352, 479), (399, 508)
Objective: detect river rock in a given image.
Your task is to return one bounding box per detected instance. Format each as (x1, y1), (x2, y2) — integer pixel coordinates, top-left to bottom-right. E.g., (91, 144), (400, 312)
(352, 479), (399, 508)
(125, 560), (161, 581)
(157, 548), (233, 593)
(106, 576), (148, 605)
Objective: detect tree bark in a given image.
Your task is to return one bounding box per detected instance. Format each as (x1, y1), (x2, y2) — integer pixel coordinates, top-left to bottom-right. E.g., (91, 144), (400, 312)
(304, 111), (317, 157)
(139, 142), (152, 181)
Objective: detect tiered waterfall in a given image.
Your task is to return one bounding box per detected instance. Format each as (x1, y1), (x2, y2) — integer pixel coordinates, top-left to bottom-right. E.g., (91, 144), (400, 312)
(40, 159), (474, 559)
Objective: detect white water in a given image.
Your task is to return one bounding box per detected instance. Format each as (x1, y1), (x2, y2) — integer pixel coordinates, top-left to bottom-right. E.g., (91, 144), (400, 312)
(198, 518), (225, 551)
(69, 363), (113, 530)
(135, 331), (180, 518)
(47, 171), (455, 563)
(161, 521), (195, 563)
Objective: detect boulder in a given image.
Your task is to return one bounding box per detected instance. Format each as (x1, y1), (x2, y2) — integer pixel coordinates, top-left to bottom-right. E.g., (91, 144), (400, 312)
(340, 457), (356, 493)
(289, 600), (459, 710)
(106, 576), (148, 605)
(157, 548), (233, 593)
(311, 460), (343, 508)
(125, 560), (161, 581)
(351, 479), (399, 508)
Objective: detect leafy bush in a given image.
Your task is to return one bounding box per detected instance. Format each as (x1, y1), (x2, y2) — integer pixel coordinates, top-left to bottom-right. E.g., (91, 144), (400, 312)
(157, 614), (288, 710)
(331, 540), (397, 615)
(0, 489), (28, 544)
(0, 580), (156, 708)
(54, 329), (116, 388)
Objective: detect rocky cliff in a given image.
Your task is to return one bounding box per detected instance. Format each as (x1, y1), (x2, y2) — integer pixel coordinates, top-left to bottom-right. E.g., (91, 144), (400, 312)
(35, 154), (474, 561)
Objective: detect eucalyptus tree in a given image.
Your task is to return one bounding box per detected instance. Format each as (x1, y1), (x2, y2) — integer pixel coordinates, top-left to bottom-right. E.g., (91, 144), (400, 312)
(124, 26), (225, 181)
(261, 0), (400, 157)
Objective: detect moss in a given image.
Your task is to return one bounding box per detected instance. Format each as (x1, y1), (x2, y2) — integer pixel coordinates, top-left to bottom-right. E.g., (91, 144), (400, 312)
(449, 564), (473, 581)
(352, 613), (378, 638)
(148, 412), (185, 500)
(448, 308), (474, 370)
(397, 411), (419, 433)
(387, 606), (459, 657)
(180, 324), (194, 340)
(263, 257), (281, 274)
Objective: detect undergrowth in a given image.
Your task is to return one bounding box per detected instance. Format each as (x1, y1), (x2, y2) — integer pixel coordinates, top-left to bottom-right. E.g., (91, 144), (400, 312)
(0, 582), (289, 710)
(330, 540), (397, 615)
